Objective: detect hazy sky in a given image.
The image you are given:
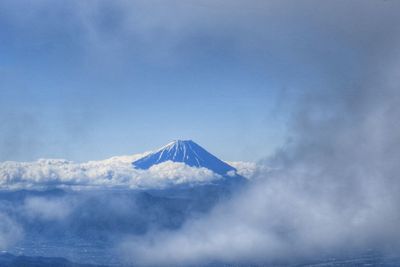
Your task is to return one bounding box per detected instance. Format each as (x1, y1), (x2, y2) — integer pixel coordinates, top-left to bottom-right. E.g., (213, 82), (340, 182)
(1, 1), (400, 265)
(1, 0), (398, 162)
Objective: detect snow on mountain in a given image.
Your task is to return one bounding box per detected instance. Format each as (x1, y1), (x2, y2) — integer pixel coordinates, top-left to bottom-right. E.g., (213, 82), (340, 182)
(132, 140), (237, 176)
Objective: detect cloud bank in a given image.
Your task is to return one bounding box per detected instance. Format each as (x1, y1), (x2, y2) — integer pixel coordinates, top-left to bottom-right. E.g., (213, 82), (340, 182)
(0, 155), (228, 190)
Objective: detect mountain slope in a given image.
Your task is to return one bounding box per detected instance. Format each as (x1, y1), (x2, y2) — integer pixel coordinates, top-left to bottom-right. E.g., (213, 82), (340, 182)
(132, 140), (236, 176)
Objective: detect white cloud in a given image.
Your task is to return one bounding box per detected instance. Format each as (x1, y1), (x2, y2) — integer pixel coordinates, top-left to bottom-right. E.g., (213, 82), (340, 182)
(0, 155), (221, 190)
(227, 161), (269, 179)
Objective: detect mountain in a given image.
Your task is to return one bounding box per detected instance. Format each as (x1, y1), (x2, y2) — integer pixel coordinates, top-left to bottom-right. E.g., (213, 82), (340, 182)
(132, 140), (237, 176)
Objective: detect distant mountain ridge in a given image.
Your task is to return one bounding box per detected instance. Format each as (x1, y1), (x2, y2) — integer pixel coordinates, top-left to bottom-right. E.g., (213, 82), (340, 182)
(132, 140), (237, 176)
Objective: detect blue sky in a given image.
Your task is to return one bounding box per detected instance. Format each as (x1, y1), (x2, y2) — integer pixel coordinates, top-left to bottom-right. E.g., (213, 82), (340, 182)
(1, 0), (398, 162)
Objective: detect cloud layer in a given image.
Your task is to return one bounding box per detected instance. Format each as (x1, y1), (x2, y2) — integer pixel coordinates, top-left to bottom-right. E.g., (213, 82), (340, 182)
(0, 155), (229, 190)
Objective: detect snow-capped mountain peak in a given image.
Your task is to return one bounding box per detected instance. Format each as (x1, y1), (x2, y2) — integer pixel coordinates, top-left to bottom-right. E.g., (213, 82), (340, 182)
(132, 140), (237, 176)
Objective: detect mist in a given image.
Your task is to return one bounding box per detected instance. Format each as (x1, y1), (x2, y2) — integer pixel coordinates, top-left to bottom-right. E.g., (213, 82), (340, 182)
(116, 1), (400, 265)
(117, 65), (400, 266)
(1, 0), (400, 266)
(0, 213), (22, 251)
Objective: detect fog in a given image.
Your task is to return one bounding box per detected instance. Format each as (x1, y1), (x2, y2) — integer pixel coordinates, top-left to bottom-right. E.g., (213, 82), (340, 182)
(0, 213), (22, 251)
(118, 58), (400, 265)
(0, 0), (399, 266)
(117, 1), (400, 262)
(0, 65), (399, 266)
